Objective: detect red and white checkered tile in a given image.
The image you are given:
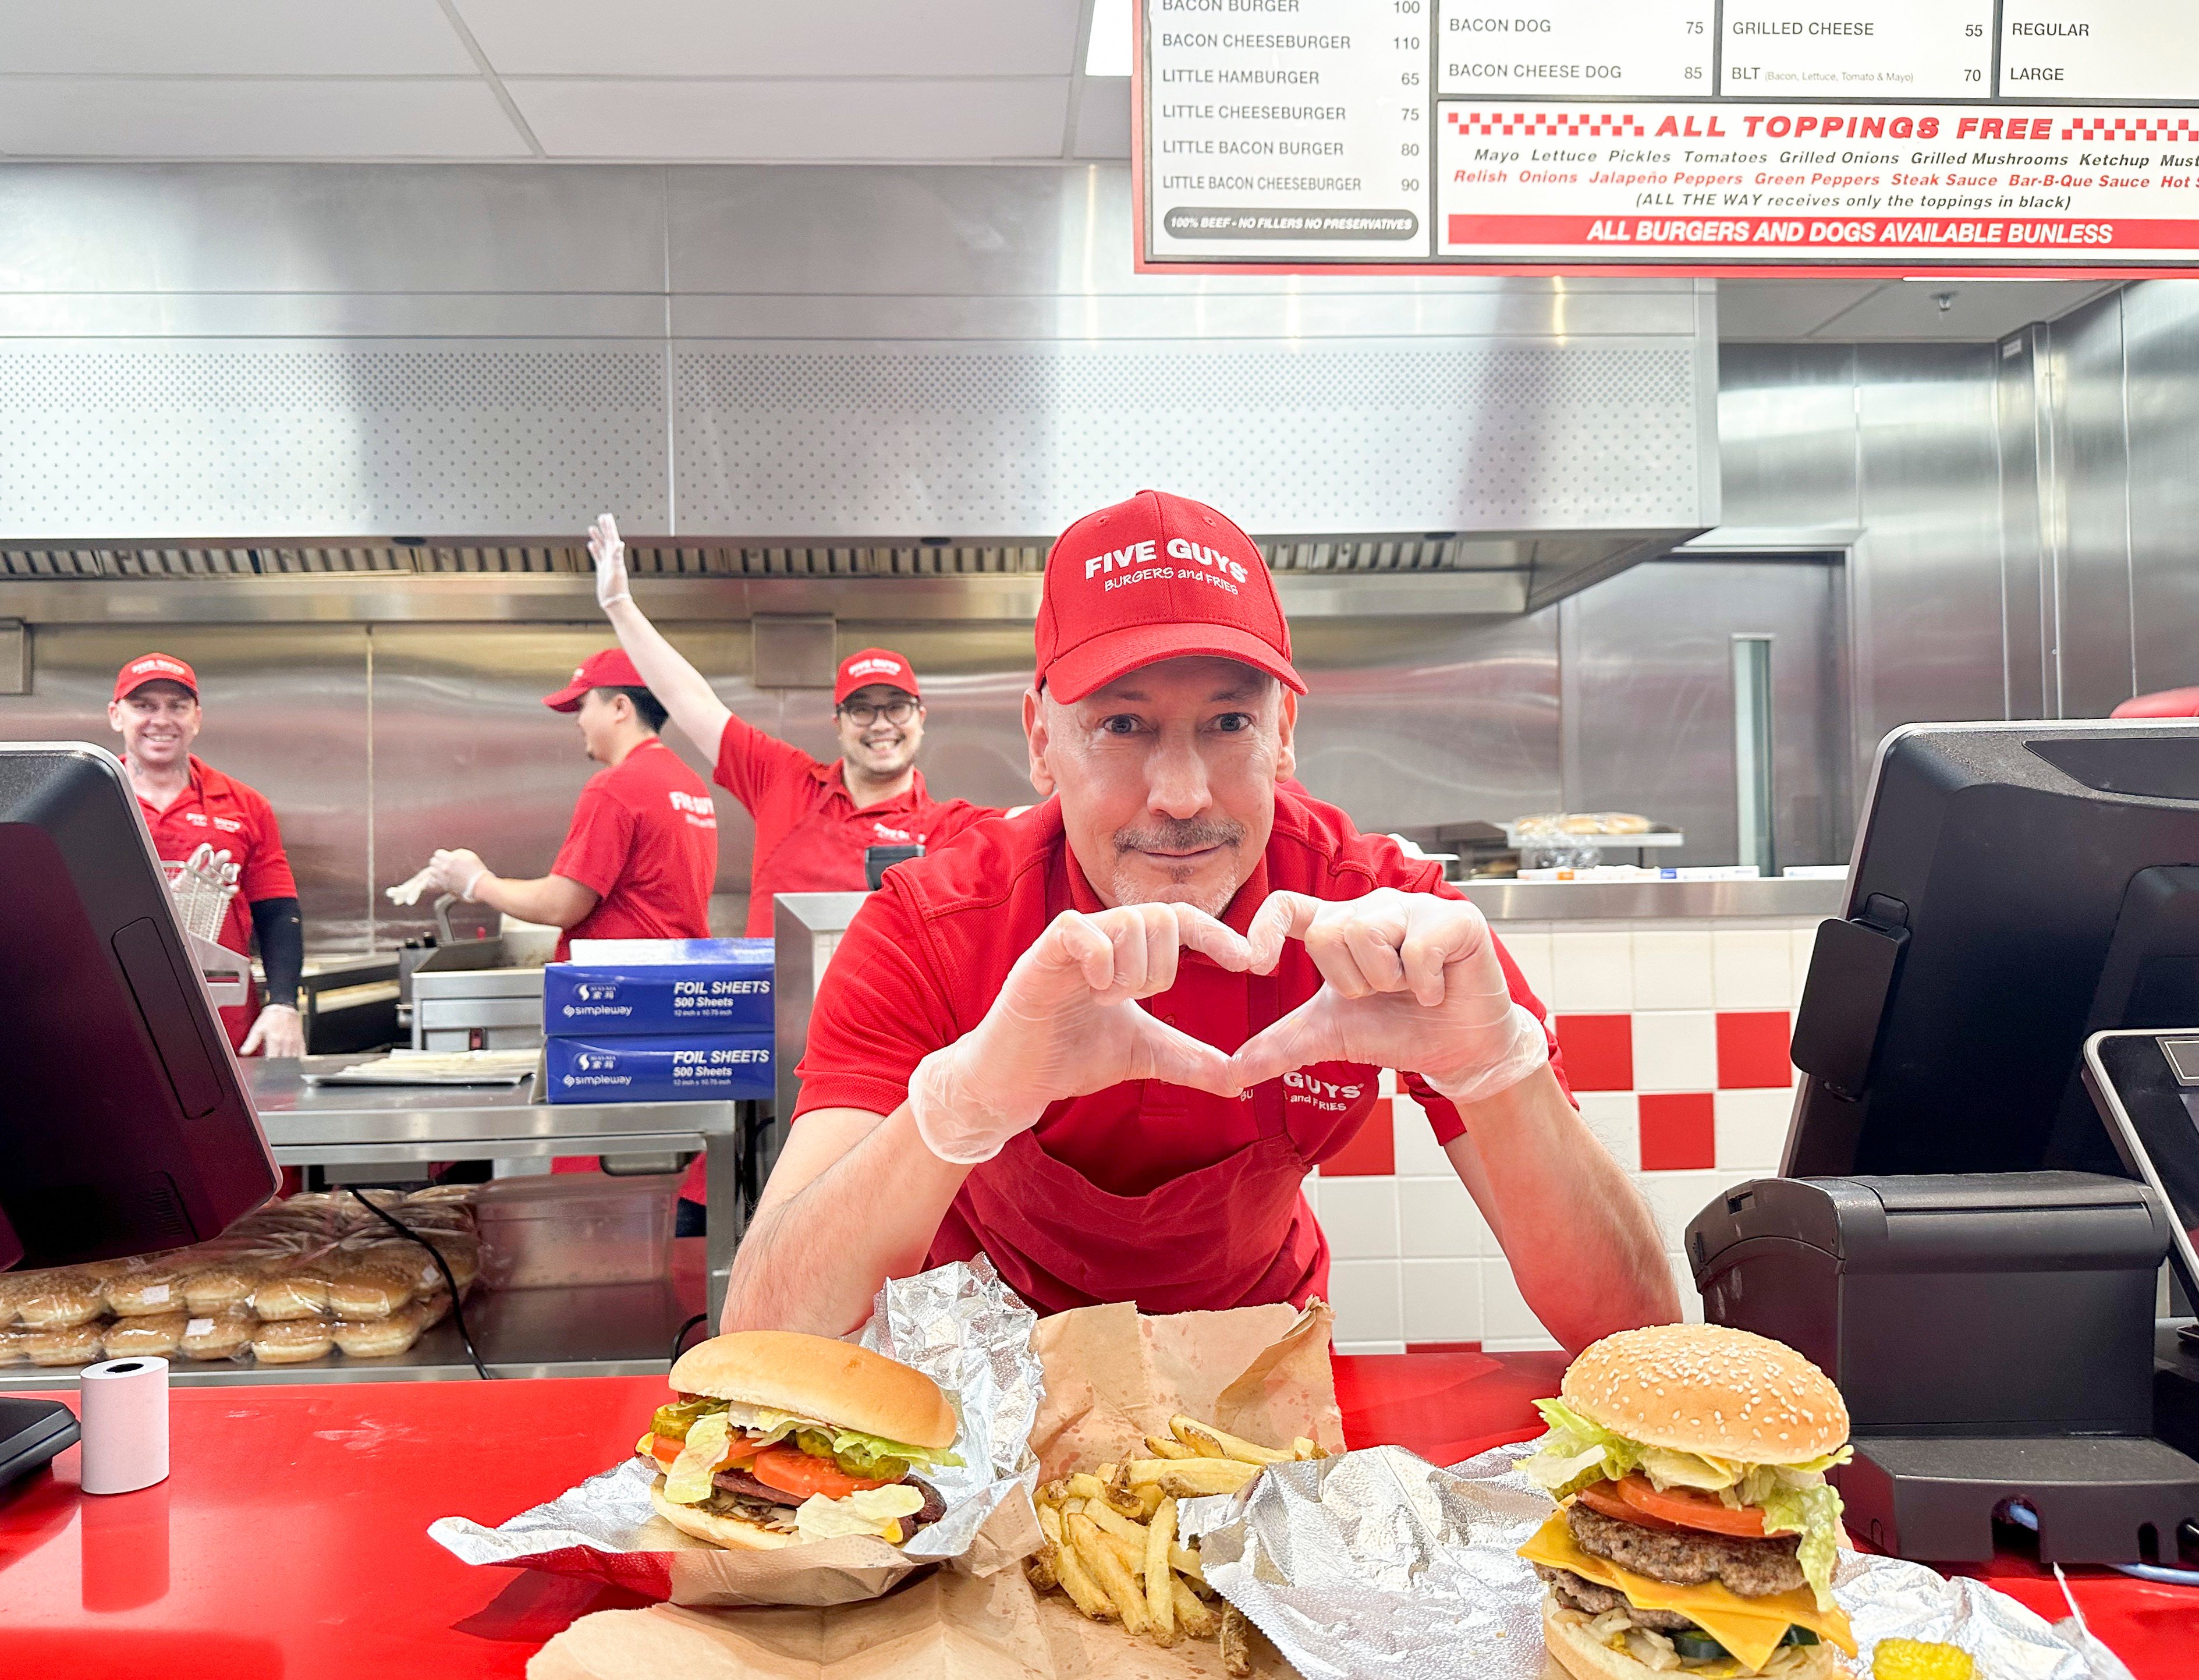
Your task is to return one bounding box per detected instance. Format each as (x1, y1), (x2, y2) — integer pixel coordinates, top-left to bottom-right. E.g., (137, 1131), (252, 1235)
(1315, 916), (1814, 1355)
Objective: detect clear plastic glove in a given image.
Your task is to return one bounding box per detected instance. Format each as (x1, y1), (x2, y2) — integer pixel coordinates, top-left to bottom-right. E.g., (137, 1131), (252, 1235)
(587, 512), (630, 609)
(907, 903), (1254, 1165)
(1229, 888), (1549, 1106)
(239, 1003), (304, 1058)
(424, 848), (490, 902)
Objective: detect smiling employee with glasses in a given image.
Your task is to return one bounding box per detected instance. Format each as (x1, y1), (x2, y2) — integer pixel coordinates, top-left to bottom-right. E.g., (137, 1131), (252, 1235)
(584, 515), (999, 938)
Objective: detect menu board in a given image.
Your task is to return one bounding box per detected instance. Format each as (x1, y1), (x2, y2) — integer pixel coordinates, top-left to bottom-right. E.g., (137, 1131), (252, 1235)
(1138, 0), (2199, 274)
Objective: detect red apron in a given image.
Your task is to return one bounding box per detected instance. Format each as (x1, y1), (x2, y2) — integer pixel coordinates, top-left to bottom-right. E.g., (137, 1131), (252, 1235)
(927, 967), (1327, 1316)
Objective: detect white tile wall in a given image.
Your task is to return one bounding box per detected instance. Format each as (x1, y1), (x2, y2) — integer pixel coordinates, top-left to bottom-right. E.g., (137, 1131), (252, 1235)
(1549, 924), (1633, 1011)
(1402, 1258), (1482, 1342)
(1574, 1091), (1642, 1169)
(1397, 1175), (1494, 1257)
(1632, 1009), (1716, 1090)
(1714, 1088), (1794, 1174)
(1391, 1090), (1454, 1177)
(1328, 1258), (1403, 1344)
(1631, 927), (1714, 1009)
(1481, 1258), (1554, 1346)
(1318, 1177), (1400, 1260)
(1712, 927), (1793, 1008)
(1491, 923), (1554, 1005)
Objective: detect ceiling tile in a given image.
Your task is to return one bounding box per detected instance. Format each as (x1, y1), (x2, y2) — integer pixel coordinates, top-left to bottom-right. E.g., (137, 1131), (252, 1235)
(0, 0), (476, 74)
(457, 0), (1083, 77)
(0, 80), (531, 160)
(1074, 78), (1132, 160)
(508, 77), (1072, 161)
(1792, 278), (2121, 341)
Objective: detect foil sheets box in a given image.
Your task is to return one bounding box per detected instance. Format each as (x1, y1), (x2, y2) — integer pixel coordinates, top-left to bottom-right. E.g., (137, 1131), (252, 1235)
(544, 1032), (772, 1104)
(546, 938), (773, 1036)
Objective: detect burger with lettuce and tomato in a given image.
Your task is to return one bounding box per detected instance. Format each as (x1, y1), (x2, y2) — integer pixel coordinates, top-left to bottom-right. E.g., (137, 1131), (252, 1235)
(1517, 1323), (1860, 1679)
(637, 1330), (961, 1550)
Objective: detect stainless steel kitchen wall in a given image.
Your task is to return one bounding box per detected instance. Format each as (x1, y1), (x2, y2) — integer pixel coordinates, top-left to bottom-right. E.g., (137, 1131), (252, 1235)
(0, 162), (1717, 544)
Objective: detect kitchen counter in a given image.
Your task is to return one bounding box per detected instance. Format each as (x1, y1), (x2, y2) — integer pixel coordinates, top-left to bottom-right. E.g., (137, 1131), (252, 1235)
(0, 1354), (2188, 1679)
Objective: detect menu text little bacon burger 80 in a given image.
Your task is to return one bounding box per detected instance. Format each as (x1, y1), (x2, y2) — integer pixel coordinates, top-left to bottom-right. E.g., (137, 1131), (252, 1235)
(1517, 1323), (1860, 1680)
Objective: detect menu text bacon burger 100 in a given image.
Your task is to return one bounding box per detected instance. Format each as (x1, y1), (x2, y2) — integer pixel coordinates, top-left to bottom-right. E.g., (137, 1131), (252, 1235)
(637, 1330), (962, 1549)
(1517, 1323), (1860, 1680)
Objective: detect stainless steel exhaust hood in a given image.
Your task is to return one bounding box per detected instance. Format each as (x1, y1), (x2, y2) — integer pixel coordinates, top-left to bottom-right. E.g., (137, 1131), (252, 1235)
(0, 163), (1720, 621)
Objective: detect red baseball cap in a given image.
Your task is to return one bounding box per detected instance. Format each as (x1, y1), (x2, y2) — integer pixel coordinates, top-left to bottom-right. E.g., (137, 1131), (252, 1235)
(542, 647), (650, 712)
(835, 648), (920, 707)
(1034, 490), (1303, 703)
(113, 653), (198, 702)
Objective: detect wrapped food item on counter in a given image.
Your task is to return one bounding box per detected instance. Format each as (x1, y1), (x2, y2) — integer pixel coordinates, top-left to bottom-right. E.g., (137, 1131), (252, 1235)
(104, 1312), (188, 1359)
(416, 1290), (452, 1330)
(0, 1327), (31, 1366)
(334, 1302), (431, 1359)
(179, 1307), (255, 1362)
(183, 1253), (281, 1314)
(326, 1250), (418, 1320)
(106, 1261), (192, 1317)
(26, 1321), (105, 1366)
(13, 1269), (107, 1330)
(251, 1318), (335, 1364)
(249, 1246), (340, 1321)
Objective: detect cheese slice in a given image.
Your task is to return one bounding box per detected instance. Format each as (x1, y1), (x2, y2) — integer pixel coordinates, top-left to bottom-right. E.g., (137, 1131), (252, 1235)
(1518, 1512), (1857, 1672)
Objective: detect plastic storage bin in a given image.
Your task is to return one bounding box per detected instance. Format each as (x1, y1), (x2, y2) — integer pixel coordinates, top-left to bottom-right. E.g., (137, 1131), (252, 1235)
(470, 1171), (682, 1290)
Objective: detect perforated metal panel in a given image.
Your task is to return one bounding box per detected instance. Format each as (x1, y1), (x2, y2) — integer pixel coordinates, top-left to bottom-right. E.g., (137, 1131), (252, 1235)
(0, 346), (667, 537)
(673, 343), (1706, 536)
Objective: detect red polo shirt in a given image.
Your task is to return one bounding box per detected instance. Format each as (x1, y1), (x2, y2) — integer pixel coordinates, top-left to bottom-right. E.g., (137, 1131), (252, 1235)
(549, 737), (719, 960)
(793, 789), (1566, 1305)
(712, 714), (994, 937)
(135, 755), (297, 1051)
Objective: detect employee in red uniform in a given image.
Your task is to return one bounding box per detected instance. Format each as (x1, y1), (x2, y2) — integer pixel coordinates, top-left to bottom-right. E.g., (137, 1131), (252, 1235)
(721, 491), (1676, 1351)
(420, 648), (718, 959)
(109, 653), (305, 1057)
(584, 515), (995, 935)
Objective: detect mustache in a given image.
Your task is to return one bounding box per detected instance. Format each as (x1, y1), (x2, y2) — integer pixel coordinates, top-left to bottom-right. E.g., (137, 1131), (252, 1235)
(1114, 817), (1245, 856)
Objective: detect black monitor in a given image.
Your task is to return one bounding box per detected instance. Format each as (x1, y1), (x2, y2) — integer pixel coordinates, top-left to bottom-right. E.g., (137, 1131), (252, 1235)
(1788, 720), (2199, 1181)
(0, 743), (277, 1271)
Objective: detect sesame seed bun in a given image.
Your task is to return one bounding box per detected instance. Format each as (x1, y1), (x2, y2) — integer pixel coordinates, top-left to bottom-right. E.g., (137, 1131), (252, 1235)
(1560, 1324), (1849, 1465)
(1541, 1598), (1838, 1680)
(668, 1331), (956, 1452)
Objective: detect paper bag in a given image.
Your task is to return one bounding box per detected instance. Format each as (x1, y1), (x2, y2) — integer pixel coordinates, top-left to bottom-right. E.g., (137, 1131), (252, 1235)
(1028, 1298), (1343, 1479)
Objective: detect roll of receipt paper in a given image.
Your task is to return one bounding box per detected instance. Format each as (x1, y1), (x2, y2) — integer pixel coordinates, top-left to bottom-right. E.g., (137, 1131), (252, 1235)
(79, 1355), (170, 1495)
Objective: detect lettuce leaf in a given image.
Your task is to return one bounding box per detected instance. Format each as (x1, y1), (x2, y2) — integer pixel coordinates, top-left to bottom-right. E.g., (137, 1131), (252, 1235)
(1756, 1477), (1846, 1611)
(1636, 1446), (1743, 1492)
(1520, 1399), (1645, 1497)
(662, 1410), (733, 1505)
(794, 1483), (925, 1543)
(664, 1399), (963, 1471)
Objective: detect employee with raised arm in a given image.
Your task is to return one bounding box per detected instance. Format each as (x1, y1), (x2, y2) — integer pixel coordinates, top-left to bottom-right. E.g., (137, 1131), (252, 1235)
(109, 653), (306, 1057)
(585, 515), (995, 935)
(720, 490), (1678, 1354)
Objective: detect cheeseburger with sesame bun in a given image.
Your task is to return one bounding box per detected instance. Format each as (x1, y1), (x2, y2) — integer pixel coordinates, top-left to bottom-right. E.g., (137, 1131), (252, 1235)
(1516, 1324), (1858, 1679)
(638, 1331), (960, 1550)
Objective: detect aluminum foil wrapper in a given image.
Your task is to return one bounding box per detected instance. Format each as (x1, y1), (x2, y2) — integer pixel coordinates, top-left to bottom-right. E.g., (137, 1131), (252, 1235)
(428, 1256), (1045, 1606)
(1182, 1440), (2116, 1680)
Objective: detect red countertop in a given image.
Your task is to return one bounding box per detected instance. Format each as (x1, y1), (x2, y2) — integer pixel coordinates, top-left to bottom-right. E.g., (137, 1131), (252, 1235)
(0, 1352), (2192, 1679)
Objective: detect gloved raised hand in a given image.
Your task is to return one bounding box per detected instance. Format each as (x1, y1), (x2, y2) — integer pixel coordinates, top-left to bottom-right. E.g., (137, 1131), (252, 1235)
(907, 903), (1253, 1165)
(1228, 888), (1549, 1105)
(587, 512), (630, 609)
(424, 848), (490, 902)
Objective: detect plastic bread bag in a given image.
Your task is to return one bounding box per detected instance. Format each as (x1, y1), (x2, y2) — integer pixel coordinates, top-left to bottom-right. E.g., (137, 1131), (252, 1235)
(8, 1268), (108, 1330)
(105, 1311), (188, 1358)
(430, 1256), (1046, 1608)
(105, 1258), (194, 1317)
(247, 1244), (342, 1321)
(335, 1301), (431, 1359)
(324, 1247), (418, 1320)
(179, 1307), (255, 1362)
(251, 1317), (335, 1364)
(0, 1327), (31, 1366)
(26, 1320), (105, 1366)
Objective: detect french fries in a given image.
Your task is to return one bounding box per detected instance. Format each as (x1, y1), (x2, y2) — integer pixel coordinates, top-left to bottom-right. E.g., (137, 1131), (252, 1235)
(1027, 1409), (1316, 1667)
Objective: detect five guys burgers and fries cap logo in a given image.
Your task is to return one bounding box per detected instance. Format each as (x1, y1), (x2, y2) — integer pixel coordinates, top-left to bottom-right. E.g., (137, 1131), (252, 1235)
(835, 648), (920, 706)
(1035, 488), (1305, 703)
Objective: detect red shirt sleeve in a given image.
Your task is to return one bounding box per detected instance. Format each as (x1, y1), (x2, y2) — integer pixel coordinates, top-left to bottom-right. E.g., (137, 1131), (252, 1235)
(1382, 857), (1567, 1147)
(791, 882), (961, 1121)
(236, 786), (299, 903)
(924, 799), (1002, 846)
(550, 778), (637, 899)
(711, 711), (818, 811)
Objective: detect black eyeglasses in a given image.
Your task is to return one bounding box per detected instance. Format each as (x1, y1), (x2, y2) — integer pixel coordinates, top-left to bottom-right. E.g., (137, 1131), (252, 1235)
(838, 698), (918, 726)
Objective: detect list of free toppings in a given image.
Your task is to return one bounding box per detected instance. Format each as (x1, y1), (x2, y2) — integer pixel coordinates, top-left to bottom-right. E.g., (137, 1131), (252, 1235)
(1435, 102), (2199, 262)
(1141, 0), (2199, 268)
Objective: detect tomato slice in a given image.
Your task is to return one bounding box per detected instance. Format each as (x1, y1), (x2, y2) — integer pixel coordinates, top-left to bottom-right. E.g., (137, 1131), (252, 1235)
(1572, 1479), (1682, 1530)
(750, 1443), (894, 1500)
(650, 1431), (769, 1470)
(1612, 1473), (1766, 1537)
(650, 1434), (682, 1465)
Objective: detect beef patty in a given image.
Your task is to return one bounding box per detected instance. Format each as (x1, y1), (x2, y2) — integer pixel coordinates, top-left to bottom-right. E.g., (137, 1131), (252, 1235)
(1566, 1500), (1807, 1597)
(1536, 1564), (1698, 1632)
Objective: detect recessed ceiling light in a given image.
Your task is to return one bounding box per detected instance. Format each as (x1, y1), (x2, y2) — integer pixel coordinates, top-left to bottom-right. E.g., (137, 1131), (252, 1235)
(1087, 0), (1133, 77)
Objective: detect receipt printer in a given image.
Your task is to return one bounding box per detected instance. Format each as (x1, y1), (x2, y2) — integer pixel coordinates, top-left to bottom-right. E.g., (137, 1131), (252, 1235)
(1686, 1172), (2199, 1563)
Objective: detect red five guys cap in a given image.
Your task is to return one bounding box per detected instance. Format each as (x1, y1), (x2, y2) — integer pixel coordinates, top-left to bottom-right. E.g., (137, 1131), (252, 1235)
(542, 647), (649, 712)
(1034, 489), (1304, 703)
(114, 653), (198, 701)
(835, 648), (920, 706)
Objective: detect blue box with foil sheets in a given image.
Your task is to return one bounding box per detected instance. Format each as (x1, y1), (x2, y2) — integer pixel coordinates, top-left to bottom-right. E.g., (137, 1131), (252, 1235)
(544, 1032), (774, 1104)
(545, 937), (773, 1036)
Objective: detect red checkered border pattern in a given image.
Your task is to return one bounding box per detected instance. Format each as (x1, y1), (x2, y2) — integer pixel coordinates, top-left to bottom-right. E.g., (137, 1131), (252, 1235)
(1446, 110), (1646, 138)
(2060, 118), (2199, 143)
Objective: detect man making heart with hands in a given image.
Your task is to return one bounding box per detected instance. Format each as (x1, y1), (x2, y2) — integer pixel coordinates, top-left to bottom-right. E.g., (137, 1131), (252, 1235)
(726, 490), (1675, 1349)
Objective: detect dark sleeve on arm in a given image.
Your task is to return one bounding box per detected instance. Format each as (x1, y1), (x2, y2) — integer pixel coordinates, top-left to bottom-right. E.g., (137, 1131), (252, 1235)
(249, 895), (304, 1009)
